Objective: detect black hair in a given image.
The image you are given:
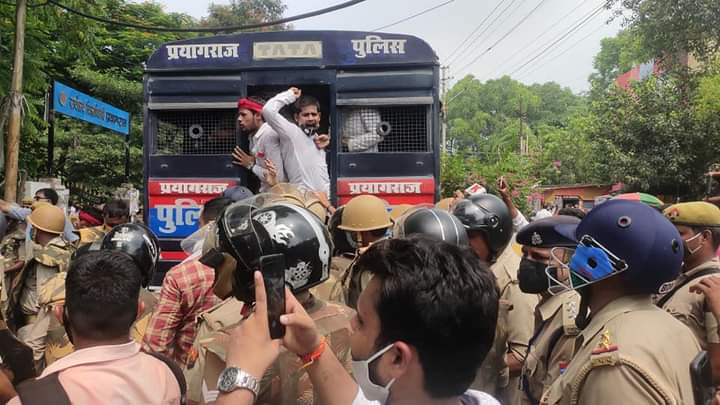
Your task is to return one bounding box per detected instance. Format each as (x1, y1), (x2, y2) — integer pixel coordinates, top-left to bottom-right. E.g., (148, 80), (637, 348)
(202, 197), (233, 223)
(36, 188), (59, 205)
(354, 236), (499, 398)
(557, 207), (586, 219)
(294, 95), (321, 113)
(103, 199), (129, 219)
(65, 251), (141, 341)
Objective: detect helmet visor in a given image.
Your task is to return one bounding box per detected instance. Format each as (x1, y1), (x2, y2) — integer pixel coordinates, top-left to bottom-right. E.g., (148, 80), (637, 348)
(548, 235), (628, 292)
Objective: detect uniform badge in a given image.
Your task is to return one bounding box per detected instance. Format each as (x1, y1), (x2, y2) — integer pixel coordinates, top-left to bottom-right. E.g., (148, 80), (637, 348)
(591, 329), (618, 355)
(665, 208), (680, 220)
(531, 232), (543, 246)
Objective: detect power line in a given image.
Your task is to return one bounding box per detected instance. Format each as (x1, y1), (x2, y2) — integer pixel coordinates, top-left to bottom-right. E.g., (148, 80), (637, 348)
(46, 0), (368, 33)
(484, 0), (591, 79)
(372, 0), (455, 31)
(445, 0), (508, 62)
(446, 0), (520, 66)
(518, 18), (607, 80)
(453, 0), (552, 75)
(508, 4), (605, 77)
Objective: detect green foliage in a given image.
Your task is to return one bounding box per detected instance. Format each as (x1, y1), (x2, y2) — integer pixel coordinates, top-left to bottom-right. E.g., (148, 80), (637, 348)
(588, 28), (648, 99)
(607, 0), (720, 63)
(0, 0), (287, 201)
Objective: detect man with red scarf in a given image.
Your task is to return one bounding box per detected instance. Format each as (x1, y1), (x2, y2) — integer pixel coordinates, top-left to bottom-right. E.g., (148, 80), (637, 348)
(232, 97), (286, 192)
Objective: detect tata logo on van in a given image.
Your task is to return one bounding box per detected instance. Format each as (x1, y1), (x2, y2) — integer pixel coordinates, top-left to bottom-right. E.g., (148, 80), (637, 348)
(253, 41), (323, 60)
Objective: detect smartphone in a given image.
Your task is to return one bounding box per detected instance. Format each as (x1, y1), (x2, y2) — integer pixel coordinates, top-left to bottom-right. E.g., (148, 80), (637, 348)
(259, 254), (286, 339)
(690, 350), (712, 405)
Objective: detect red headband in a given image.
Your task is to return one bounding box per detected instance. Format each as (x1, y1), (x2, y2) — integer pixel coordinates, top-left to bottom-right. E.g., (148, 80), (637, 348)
(79, 211), (102, 226)
(237, 98), (263, 114)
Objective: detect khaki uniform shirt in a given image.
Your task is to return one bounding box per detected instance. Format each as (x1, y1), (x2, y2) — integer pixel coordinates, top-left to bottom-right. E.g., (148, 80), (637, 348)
(541, 295), (700, 405)
(78, 225), (107, 246)
(318, 254), (356, 304)
(474, 243), (540, 403)
(518, 291), (580, 405)
(0, 229), (26, 314)
(6, 237), (72, 365)
(186, 295), (354, 405)
(660, 258), (720, 348)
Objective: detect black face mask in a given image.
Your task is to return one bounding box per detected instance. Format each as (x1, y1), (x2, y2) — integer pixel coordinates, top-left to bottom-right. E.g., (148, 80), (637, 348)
(518, 258), (549, 294)
(301, 126), (318, 137)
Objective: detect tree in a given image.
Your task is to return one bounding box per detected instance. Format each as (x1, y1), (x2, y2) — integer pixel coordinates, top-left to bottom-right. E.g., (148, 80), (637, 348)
(606, 0), (720, 64)
(587, 28), (648, 99)
(202, 0), (287, 30)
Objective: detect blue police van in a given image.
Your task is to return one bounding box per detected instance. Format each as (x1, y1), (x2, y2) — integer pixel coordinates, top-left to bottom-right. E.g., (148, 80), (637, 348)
(143, 30), (441, 276)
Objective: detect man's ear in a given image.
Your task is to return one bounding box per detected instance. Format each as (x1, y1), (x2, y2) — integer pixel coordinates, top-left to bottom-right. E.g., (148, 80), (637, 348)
(387, 341), (414, 379)
(53, 302), (64, 324)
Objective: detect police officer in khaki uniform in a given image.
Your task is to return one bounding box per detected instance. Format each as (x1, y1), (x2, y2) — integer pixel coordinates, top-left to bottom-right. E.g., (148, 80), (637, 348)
(515, 216), (582, 405)
(310, 206), (354, 302)
(658, 201), (720, 381)
(42, 223), (160, 366)
(186, 200), (353, 405)
(5, 203), (73, 370)
(0, 222), (27, 314)
(541, 200), (699, 404)
(453, 193), (539, 404)
(77, 199), (129, 246)
(328, 194), (392, 308)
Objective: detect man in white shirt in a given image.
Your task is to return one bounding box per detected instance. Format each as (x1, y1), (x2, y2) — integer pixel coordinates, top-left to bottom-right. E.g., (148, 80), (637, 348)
(263, 88), (331, 196)
(232, 97), (286, 193)
(216, 236), (501, 405)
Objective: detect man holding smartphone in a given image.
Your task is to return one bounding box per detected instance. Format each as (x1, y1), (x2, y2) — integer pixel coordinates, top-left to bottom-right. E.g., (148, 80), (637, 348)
(185, 200), (353, 405)
(217, 236), (501, 405)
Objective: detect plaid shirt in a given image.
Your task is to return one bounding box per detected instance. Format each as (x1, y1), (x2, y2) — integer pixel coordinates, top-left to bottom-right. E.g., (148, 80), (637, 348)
(142, 259), (219, 366)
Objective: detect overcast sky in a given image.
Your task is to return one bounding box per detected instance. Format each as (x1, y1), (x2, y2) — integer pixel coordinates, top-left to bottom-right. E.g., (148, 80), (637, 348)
(151, 0), (624, 94)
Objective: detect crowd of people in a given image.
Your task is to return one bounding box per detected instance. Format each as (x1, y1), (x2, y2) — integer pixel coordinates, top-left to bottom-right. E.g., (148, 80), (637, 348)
(0, 89), (718, 405)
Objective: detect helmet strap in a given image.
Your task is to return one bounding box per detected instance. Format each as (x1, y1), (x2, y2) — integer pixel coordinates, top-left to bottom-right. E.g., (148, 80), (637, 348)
(575, 288), (592, 330)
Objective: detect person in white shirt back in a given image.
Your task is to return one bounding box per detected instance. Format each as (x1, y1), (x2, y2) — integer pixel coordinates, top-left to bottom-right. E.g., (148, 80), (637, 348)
(262, 88), (331, 197)
(232, 97), (286, 193)
(216, 236), (501, 405)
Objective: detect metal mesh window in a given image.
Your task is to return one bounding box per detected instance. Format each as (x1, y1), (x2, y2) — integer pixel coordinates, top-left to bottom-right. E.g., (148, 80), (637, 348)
(339, 105), (429, 153)
(154, 110), (237, 155)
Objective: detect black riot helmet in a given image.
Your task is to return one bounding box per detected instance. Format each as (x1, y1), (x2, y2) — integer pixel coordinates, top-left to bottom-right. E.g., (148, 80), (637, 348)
(452, 193), (513, 261)
(328, 206), (356, 255)
(100, 223), (160, 288)
(216, 199), (332, 302)
(393, 207), (469, 246)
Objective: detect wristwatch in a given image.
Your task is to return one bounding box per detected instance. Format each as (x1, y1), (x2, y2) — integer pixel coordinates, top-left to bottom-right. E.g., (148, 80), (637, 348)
(216, 367), (259, 397)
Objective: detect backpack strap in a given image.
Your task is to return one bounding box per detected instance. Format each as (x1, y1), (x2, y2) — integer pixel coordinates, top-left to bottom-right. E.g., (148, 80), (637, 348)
(15, 372), (71, 405)
(657, 267), (720, 307)
(146, 351), (188, 405)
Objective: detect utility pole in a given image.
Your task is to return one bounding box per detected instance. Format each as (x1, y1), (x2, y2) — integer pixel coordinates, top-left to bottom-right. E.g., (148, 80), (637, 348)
(440, 65), (452, 153)
(4, 0), (27, 202)
(519, 99), (526, 156)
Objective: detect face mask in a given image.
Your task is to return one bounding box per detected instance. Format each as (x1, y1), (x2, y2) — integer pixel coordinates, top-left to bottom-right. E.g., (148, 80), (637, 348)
(518, 258), (549, 294)
(351, 344), (396, 403)
(301, 126), (319, 137)
(683, 232), (704, 256)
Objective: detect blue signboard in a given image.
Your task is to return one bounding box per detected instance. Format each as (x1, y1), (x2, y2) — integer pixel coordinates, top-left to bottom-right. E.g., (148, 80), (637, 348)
(145, 31), (438, 72)
(53, 81), (130, 135)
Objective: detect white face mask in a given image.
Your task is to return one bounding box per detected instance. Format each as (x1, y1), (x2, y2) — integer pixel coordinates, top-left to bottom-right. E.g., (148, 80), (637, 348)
(684, 232), (704, 256)
(350, 344), (396, 404)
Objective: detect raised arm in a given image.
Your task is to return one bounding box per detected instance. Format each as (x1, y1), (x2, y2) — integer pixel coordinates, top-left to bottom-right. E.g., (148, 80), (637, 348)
(262, 88), (301, 142)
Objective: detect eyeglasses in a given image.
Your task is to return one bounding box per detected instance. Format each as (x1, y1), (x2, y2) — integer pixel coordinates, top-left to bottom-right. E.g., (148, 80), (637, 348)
(33, 196), (49, 202)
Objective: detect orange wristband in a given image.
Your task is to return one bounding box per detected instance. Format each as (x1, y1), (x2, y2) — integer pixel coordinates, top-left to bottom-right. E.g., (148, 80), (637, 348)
(299, 337), (326, 369)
